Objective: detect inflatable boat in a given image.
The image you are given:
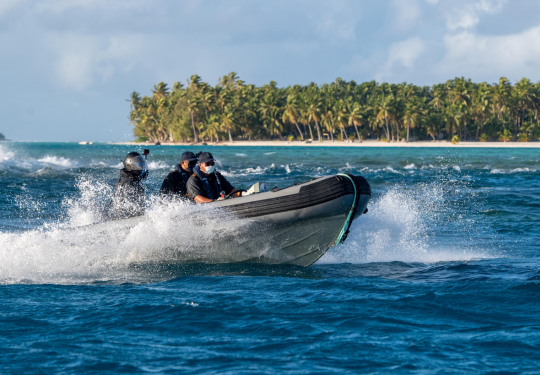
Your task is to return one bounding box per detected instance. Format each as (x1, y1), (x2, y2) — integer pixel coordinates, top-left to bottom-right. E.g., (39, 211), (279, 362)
(205, 173), (371, 266)
(83, 174), (370, 267)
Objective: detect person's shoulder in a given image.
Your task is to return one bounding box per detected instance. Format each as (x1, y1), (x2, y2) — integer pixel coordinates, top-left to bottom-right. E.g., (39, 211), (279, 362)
(166, 170), (180, 178)
(187, 173), (201, 184)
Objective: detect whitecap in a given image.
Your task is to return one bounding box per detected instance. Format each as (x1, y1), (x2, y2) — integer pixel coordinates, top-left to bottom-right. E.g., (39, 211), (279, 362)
(384, 167), (403, 175)
(38, 155), (74, 168)
(147, 161), (170, 170)
(404, 164), (416, 170)
(490, 167), (535, 174)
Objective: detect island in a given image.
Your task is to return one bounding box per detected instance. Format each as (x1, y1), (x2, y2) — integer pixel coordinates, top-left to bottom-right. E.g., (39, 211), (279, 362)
(127, 74), (540, 145)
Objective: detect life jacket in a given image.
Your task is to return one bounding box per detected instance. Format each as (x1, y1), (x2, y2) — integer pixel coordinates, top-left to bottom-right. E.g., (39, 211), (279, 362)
(192, 165), (223, 200)
(174, 164), (190, 185)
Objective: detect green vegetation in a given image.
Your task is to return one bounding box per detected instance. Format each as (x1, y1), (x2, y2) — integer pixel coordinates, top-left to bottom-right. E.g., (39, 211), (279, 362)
(128, 74), (540, 143)
(134, 136), (149, 143)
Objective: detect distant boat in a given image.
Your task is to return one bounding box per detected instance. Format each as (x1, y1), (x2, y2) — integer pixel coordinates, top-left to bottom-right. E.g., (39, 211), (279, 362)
(78, 142), (93, 145)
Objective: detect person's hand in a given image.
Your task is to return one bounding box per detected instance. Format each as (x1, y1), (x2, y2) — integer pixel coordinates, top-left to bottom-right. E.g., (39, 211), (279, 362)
(216, 197), (225, 201)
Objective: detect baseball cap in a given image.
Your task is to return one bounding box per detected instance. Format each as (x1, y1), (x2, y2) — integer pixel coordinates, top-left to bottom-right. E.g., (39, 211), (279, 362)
(198, 152), (214, 163)
(180, 151), (198, 162)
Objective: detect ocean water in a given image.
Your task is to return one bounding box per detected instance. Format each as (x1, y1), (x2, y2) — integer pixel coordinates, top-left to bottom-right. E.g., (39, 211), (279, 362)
(1, 142), (539, 374)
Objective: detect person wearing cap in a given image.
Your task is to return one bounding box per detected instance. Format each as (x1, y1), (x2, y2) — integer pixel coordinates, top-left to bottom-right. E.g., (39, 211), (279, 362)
(160, 151), (198, 201)
(104, 151), (149, 220)
(187, 151), (243, 203)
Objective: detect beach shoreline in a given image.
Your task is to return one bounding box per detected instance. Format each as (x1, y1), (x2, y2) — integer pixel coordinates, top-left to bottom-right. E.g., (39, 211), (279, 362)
(110, 139), (540, 148)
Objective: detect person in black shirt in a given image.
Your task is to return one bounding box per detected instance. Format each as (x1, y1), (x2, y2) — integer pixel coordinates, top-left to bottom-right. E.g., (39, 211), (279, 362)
(187, 152), (244, 203)
(160, 151), (197, 201)
(104, 151), (149, 220)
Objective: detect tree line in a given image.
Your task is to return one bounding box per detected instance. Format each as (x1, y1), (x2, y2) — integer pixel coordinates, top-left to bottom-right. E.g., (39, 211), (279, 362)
(129, 73), (540, 143)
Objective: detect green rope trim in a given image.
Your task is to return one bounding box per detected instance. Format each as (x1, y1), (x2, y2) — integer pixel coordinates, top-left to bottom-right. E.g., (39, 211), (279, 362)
(334, 173), (357, 246)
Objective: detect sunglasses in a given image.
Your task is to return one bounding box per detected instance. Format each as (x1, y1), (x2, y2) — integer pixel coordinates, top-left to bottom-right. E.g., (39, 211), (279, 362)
(205, 161), (215, 166)
(187, 161), (197, 166)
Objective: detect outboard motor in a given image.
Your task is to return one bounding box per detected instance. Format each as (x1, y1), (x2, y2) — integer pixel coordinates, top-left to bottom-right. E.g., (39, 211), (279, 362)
(123, 151), (149, 179)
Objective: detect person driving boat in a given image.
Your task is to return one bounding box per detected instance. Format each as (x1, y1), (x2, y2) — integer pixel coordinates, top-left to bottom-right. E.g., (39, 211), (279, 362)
(186, 152), (245, 203)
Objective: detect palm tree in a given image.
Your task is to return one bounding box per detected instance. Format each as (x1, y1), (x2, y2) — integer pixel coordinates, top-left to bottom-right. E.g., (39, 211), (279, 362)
(334, 99), (349, 141)
(445, 105), (462, 138)
(202, 115), (221, 142)
(305, 94), (323, 141)
(402, 99), (424, 142)
(512, 78), (536, 136)
(491, 77), (511, 128)
(152, 82), (169, 99)
(259, 91), (284, 139)
(187, 98), (200, 142)
(471, 84), (491, 140)
(374, 95), (394, 141)
(220, 108), (236, 142)
(348, 103), (364, 142)
(129, 75), (540, 144)
(282, 95), (304, 140)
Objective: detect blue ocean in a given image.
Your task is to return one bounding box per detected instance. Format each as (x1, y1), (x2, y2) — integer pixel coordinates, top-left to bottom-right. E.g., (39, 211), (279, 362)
(1, 142), (539, 374)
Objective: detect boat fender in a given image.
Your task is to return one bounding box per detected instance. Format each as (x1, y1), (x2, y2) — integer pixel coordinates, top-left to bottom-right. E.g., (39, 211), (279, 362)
(364, 208), (368, 214)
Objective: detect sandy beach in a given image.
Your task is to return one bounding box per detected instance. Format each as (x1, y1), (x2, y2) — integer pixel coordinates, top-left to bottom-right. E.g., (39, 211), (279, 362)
(112, 139), (540, 148)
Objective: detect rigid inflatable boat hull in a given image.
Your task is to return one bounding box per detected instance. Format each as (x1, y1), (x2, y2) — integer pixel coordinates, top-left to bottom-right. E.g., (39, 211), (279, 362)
(82, 174), (370, 267)
(156, 174), (370, 267)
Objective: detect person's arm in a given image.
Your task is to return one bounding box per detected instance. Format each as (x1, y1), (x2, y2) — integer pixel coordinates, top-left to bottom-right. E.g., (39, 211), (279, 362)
(228, 189), (241, 197)
(194, 195), (213, 203)
(217, 173), (244, 197)
(187, 175), (213, 203)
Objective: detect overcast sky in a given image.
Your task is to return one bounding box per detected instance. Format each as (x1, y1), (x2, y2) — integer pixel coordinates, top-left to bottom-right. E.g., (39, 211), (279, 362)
(1, 0), (540, 141)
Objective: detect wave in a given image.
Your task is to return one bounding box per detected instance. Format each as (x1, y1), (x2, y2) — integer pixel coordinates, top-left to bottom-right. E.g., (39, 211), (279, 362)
(147, 161), (171, 170)
(489, 167), (537, 174)
(38, 155), (75, 168)
(321, 182), (492, 264)
(0, 185), (262, 285)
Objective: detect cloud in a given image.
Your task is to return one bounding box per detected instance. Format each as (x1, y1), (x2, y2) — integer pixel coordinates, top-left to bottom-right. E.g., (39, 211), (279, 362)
(445, 0), (506, 30)
(47, 33), (143, 90)
(387, 37), (425, 68)
(392, 0), (421, 31)
(440, 26), (540, 81)
(0, 0), (23, 17)
(3, 0), (540, 141)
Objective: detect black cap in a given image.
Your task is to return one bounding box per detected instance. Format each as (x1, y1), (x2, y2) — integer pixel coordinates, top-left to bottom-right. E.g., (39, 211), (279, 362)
(198, 152), (214, 163)
(180, 151), (197, 162)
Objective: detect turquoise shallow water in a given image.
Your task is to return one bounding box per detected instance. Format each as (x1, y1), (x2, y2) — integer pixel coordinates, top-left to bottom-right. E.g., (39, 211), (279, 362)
(1, 142), (540, 373)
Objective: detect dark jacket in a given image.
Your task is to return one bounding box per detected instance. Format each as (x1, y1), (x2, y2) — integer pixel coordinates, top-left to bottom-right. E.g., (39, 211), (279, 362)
(186, 165), (235, 201)
(160, 165), (192, 201)
(104, 169), (145, 220)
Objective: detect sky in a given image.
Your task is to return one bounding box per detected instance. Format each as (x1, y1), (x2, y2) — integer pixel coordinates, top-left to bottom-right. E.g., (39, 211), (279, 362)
(1, 0), (540, 141)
